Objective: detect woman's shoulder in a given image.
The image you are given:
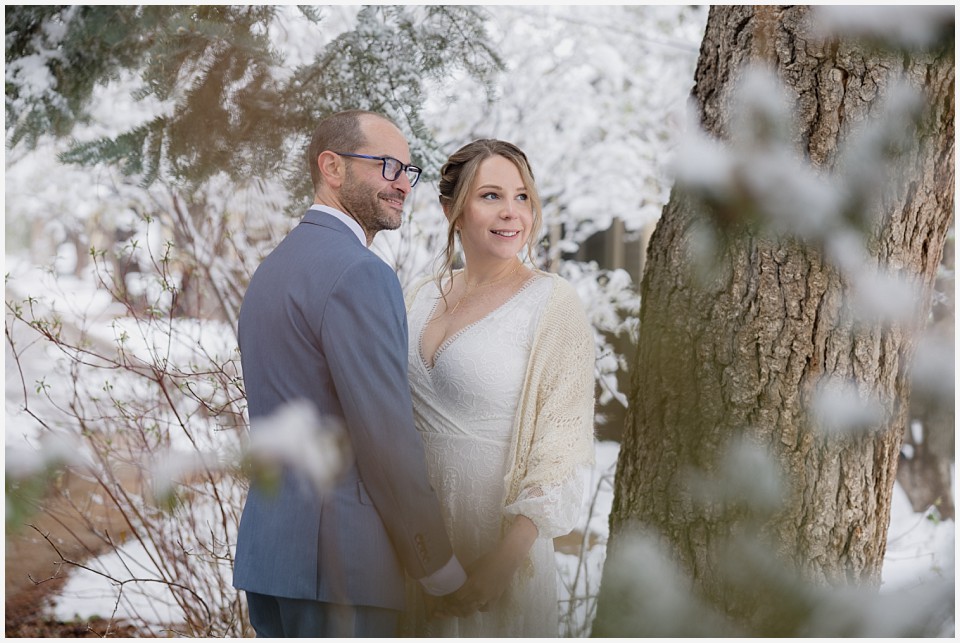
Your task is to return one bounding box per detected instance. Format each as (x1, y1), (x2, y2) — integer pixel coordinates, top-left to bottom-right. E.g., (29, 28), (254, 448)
(404, 274), (437, 309)
(527, 271), (594, 360)
(404, 270), (461, 309)
(530, 270), (582, 308)
(550, 273), (595, 334)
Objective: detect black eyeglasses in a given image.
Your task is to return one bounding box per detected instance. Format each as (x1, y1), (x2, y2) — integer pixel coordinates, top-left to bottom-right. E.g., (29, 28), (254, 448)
(335, 152), (422, 187)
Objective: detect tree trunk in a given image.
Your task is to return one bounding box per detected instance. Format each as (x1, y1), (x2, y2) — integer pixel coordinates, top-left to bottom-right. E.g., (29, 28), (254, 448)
(596, 5), (954, 635)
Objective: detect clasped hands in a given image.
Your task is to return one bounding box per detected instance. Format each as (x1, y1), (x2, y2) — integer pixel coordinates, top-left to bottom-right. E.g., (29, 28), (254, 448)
(426, 548), (515, 619)
(426, 515), (538, 620)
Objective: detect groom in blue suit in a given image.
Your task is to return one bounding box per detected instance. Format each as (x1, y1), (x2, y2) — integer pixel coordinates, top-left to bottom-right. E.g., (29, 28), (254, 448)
(233, 110), (467, 636)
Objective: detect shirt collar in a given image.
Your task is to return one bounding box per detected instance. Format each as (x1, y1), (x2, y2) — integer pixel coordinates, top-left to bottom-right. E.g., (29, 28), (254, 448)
(308, 204), (367, 247)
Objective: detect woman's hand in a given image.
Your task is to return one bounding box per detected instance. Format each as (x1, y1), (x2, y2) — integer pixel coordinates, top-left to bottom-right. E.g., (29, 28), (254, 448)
(431, 515), (538, 618)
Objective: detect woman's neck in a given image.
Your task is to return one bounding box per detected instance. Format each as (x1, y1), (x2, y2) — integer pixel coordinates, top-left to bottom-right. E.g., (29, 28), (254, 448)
(461, 256), (523, 287)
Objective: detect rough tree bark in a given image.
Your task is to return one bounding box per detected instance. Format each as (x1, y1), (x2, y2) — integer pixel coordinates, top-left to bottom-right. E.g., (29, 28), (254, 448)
(596, 5), (954, 635)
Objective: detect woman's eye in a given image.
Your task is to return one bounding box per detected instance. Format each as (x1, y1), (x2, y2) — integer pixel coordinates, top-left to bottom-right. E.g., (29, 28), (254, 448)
(481, 192), (499, 200)
(516, 193), (528, 201)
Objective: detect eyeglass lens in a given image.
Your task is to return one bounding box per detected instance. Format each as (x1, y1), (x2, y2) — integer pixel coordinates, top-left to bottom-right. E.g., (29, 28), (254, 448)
(383, 158), (420, 186)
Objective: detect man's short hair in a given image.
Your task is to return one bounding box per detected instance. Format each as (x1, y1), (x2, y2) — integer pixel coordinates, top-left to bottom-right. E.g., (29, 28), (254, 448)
(307, 110), (395, 194)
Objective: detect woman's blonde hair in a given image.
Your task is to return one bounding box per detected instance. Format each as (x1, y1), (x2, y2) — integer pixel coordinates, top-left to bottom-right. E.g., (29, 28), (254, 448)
(435, 139), (543, 296)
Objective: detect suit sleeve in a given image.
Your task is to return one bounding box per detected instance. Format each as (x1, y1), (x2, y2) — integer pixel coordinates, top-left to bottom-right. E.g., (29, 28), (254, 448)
(320, 256), (454, 580)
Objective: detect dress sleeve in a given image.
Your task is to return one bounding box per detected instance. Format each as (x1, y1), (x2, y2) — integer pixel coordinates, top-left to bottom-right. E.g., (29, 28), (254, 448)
(504, 464), (590, 539)
(502, 278), (596, 540)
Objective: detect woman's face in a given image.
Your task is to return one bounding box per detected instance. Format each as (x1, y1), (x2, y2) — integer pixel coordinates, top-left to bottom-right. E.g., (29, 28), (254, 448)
(456, 155), (533, 264)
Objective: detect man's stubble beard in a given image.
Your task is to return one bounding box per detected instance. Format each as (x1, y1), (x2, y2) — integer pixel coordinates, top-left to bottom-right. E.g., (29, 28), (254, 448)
(339, 168), (402, 237)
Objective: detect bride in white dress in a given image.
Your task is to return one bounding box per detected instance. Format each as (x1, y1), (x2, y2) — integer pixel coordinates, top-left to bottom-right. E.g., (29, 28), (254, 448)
(403, 140), (596, 637)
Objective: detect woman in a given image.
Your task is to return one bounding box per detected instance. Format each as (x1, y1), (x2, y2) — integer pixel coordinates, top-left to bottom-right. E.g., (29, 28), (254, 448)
(403, 139), (596, 636)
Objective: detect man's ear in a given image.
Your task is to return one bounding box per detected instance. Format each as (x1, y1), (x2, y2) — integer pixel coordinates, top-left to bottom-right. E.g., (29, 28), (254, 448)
(317, 150), (344, 188)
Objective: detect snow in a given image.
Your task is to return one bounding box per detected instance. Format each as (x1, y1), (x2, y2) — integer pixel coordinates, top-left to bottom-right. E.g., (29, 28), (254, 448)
(50, 541), (183, 632)
(814, 5), (955, 50)
(243, 400), (350, 497)
(25, 435), (956, 636)
(884, 481), (956, 592)
(810, 377), (886, 436)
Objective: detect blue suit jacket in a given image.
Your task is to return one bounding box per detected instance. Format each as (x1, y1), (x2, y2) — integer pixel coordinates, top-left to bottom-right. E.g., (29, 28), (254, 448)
(232, 209), (454, 609)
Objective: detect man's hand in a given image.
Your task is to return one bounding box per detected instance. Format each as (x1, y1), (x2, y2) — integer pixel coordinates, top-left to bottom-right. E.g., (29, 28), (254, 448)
(422, 592), (446, 620)
(428, 515), (539, 619)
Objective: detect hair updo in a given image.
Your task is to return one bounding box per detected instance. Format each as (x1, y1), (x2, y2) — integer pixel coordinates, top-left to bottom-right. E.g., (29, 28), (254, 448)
(435, 139), (543, 294)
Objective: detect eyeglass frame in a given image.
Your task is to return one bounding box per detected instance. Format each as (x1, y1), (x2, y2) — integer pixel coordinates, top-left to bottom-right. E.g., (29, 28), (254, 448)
(334, 152), (422, 187)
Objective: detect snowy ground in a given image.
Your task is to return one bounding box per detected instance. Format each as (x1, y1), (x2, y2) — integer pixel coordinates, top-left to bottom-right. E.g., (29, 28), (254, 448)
(27, 438), (954, 636)
(555, 442), (955, 636)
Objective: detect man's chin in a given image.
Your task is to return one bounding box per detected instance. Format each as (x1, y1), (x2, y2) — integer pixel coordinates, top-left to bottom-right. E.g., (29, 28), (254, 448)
(378, 211), (403, 231)
(370, 219), (401, 235)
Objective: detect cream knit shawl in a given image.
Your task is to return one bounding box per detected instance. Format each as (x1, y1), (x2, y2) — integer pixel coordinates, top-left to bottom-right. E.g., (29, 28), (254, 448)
(406, 271), (596, 531)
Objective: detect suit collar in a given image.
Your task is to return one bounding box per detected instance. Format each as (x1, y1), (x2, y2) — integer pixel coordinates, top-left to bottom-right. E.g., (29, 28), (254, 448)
(304, 205), (367, 247)
(303, 203), (367, 248)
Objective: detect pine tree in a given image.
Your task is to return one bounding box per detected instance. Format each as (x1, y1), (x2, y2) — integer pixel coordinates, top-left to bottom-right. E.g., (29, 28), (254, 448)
(5, 5), (502, 193)
(5, 7), (504, 635)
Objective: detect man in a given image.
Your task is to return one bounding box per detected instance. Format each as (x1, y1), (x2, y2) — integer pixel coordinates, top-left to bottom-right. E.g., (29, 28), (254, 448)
(233, 110), (467, 636)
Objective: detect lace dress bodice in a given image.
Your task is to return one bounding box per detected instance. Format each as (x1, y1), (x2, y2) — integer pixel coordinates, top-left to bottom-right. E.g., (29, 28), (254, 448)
(413, 278), (537, 441)
(405, 274), (575, 637)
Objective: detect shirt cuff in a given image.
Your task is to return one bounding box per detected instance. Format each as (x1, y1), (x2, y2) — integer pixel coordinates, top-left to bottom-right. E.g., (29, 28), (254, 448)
(418, 555), (467, 596)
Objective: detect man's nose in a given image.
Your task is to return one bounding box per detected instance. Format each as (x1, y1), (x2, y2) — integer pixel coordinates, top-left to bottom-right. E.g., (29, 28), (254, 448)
(391, 171), (411, 194)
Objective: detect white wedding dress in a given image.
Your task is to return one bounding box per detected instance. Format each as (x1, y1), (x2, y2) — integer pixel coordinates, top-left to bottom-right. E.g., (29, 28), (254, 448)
(404, 274), (583, 637)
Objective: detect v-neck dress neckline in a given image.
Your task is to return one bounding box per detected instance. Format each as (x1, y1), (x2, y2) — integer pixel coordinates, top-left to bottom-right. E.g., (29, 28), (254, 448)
(418, 273), (543, 372)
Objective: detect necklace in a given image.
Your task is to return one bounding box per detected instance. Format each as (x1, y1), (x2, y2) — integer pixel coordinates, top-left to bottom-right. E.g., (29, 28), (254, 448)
(446, 261), (523, 316)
